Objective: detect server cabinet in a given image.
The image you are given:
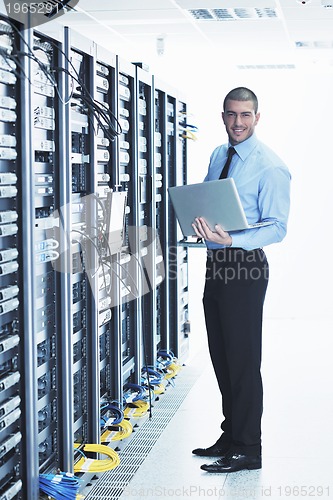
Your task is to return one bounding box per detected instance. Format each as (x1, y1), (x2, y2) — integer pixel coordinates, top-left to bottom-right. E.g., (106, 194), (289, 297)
(31, 28), (64, 481)
(114, 57), (140, 388)
(165, 94), (190, 361)
(92, 43), (123, 440)
(0, 15), (24, 500)
(135, 65), (156, 369)
(64, 30), (102, 479)
(152, 79), (169, 356)
(0, 10), (190, 498)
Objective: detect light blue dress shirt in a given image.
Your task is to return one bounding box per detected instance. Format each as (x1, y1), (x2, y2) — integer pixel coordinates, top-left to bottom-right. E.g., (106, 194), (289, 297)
(204, 134), (291, 251)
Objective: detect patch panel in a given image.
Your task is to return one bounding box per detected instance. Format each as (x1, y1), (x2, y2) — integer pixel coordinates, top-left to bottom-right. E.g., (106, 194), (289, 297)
(119, 140), (130, 150)
(119, 107), (129, 118)
(96, 149), (110, 163)
(0, 300), (19, 316)
(0, 408), (20, 433)
(0, 359), (17, 379)
(0, 432), (21, 461)
(0, 396), (20, 421)
(96, 136), (110, 147)
(0, 225), (17, 238)
(97, 173), (110, 183)
(33, 116), (55, 131)
(99, 307), (112, 326)
(33, 105), (55, 119)
(119, 118), (129, 132)
(0, 172), (17, 184)
(96, 75), (109, 93)
(0, 479), (22, 499)
(0, 136), (16, 148)
(0, 249), (18, 263)
(34, 139), (55, 152)
(0, 71), (16, 86)
(0, 373), (20, 395)
(0, 34), (12, 55)
(118, 84), (130, 101)
(96, 63), (109, 76)
(33, 82), (55, 98)
(0, 150), (16, 161)
(0, 262), (19, 278)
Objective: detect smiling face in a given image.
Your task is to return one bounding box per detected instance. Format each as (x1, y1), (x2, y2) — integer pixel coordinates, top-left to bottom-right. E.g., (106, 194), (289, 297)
(222, 99), (260, 145)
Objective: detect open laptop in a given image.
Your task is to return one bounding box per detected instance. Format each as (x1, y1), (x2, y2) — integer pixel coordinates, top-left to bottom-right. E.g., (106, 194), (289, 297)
(168, 178), (274, 237)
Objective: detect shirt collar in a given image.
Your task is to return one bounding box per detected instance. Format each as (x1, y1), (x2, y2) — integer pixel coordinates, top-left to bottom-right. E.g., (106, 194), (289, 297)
(230, 134), (258, 162)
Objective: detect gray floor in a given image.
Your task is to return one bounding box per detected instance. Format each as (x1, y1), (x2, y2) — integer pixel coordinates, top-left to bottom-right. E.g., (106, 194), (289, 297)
(117, 317), (333, 500)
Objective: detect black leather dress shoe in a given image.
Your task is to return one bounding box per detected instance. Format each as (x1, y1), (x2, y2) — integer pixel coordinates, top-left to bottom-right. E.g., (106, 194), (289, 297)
(201, 453), (261, 473)
(192, 442), (229, 457)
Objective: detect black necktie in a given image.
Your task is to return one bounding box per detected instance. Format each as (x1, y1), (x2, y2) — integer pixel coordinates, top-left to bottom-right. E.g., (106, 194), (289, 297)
(219, 147), (236, 179)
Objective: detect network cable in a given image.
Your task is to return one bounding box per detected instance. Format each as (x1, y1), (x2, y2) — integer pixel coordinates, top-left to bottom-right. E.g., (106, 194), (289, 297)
(101, 418), (133, 442)
(123, 382), (146, 402)
(73, 443), (120, 473)
(39, 471), (80, 500)
(100, 402), (124, 426)
(141, 366), (164, 385)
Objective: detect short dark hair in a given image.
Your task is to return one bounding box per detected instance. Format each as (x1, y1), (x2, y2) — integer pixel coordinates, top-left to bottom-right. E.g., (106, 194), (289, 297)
(223, 87), (258, 114)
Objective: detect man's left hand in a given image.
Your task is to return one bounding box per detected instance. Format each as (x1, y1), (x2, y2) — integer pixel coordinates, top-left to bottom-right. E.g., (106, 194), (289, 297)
(192, 217), (232, 246)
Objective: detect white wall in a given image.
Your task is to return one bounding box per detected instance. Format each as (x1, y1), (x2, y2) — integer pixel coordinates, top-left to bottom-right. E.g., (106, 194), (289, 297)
(172, 59), (333, 323)
(105, 37), (333, 322)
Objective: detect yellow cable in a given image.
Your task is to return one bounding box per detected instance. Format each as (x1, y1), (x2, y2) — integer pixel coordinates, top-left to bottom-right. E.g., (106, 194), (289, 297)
(181, 130), (197, 141)
(164, 362), (182, 379)
(74, 443), (120, 473)
(101, 418), (133, 442)
(124, 400), (149, 418)
(153, 383), (165, 395)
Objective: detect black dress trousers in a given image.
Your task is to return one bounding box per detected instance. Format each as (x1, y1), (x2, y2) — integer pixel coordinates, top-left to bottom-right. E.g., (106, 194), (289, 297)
(203, 247), (269, 456)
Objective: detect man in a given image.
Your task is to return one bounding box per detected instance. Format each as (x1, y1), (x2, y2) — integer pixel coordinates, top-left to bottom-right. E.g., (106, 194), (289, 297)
(192, 87), (291, 473)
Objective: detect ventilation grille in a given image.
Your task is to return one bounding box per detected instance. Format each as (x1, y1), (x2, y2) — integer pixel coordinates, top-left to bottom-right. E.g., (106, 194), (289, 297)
(82, 364), (202, 500)
(188, 7), (279, 21)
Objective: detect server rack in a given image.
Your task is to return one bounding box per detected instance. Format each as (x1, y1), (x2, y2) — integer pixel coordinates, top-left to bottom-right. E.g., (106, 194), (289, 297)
(135, 65), (156, 369)
(92, 43), (119, 433)
(0, 10), (190, 498)
(173, 98), (191, 360)
(163, 92), (191, 360)
(31, 27), (64, 484)
(0, 16), (24, 500)
(114, 57), (139, 390)
(152, 82), (167, 355)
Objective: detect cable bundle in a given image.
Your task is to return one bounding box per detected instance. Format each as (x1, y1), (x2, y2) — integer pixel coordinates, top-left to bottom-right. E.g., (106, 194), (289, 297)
(1, 22), (122, 142)
(141, 367), (164, 385)
(164, 361), (182, 379)
(39, 471), (80, 500)
(124, 400), (150, 418)
(123, 382), (147, 403)
(74, 443), (120, 473)
(157, 349), (182, 379)
(141, 366), (166, 395)
(101, 418), (133, 442)
(100, 402), (124, 428)
(178, 112), (198, 141)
